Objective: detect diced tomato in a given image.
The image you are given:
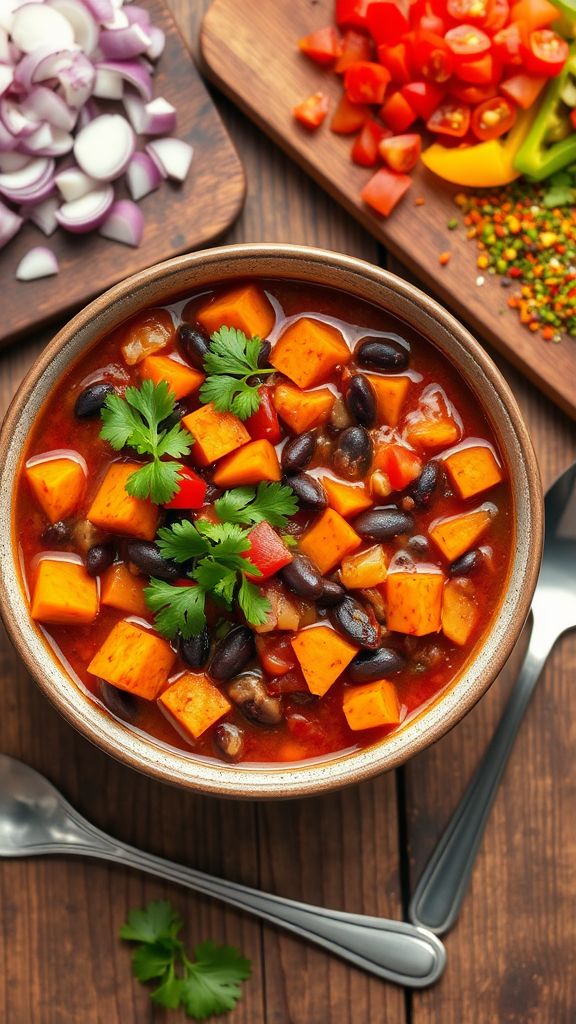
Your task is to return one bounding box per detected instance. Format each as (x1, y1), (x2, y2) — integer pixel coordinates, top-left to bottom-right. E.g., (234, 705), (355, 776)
(485, 0), (510, 30)
(293, 92), (330, 129)
(401, 80), (445, 119)
(351, 118), (391, 165)
(419, 11), (446, 34)
(379, 133), (422, 172)
(450, 80), (498, 102)
(298, 26), (342, 66)
(427, 100), (471, 136)
(360, 167), (412, 216)
(412, 30), (454, 83)
(493, 22), (526, 66)
(331, 93), (371, 133)
(256, 634), (297, 676)
(377, 42), (412, 83)
(500, 72), (546, 108)
(380, 89), (417, 131)
(373, 443), (422, 490)
(245, 386), (282, 444)
(522, 30), (569, 77)
(335, 28), (373, 72)
(446, 0), (493, 24)
(471, 95), (516, 139)
(456, 52), (501, 84)
(245, 522), (293, 581)
(444, 25), (492, 61)
(510, 0), (558, 30)
(268, 670), (310, 697)
(335, 0), (371, 28)
(345, 60), (391, 103)
(366, 1), (410, 43)
(286, 711), (325, 742)
(164, 467), (207, 509)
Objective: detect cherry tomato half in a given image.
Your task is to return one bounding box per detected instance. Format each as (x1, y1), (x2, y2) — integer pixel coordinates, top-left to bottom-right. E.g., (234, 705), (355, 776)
(493, 21), (526, 66)
(334, 29), (372, 73)
(450, 80), (498, 103)
(345, 60), (391, 103)
(470, 95), (517, 139)
(379, 133), (422, 172)
(456, 52), (501, 84)
(412, 30), (454, 83)
(427, 100), (471, 136)
(351, 118), (391, 166)
(485, 0), (510, 30)
(380, 89), (418, 131)
(401, 80), (446, 119)
(446, 0), (493, 25)
(445, 25), (492, 60)
(522, 29), (569, 77)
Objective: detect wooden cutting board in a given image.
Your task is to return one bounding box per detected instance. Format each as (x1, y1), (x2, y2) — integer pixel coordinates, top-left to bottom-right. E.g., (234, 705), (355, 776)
(0, 0), (245, 346)
(200, 0), (576, 419)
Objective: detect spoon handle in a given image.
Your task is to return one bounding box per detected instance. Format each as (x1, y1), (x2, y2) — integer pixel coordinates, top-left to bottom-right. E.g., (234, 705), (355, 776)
(409, 615), (554, 936)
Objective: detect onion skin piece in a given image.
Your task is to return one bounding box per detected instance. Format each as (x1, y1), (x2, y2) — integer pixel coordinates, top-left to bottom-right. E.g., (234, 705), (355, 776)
(16, 245), (59, 280)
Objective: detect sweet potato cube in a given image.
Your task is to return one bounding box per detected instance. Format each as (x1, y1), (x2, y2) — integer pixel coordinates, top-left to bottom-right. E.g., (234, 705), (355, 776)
(25, 456), (86, 524)
(442, 579), (479, 646)
(273, 382), (334, 433)
(101, 562), (149, 618)
(88, 620), (175, 700)
(299, 508), (361, 574)
(386, 570), (444, 636)
(88, 462), (158, 540)
(182, 403), (250, 466)
(291, 625), (358, 697)
(140, 354), (204, 400)
(212, 439), (281, 488)
(343, 679), (402, 731)
(429, 507), (493, 562)
(366, 375), (410, 427)
(405, 417), (460, 450)
(271, 317), (351, 388)
(120, 309), (175, 365)
(31, 558), (98, 626)
(340, 545), (388, 589)
(444, 445), (504, 500)
(322, 476), (373, 518)
(196, 284), (275, 339)
(158, 672), (231, 740)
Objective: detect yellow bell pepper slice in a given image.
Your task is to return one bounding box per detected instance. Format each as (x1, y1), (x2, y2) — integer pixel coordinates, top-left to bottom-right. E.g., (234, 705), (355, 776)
(421, 108), (536, 188)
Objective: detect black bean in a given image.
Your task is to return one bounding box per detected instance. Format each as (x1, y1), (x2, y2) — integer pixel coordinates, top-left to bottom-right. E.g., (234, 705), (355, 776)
(226, 672), (282, 724)
(41, 520), (70, 545)
(281, 432), (316, 474)
(317, 579), (345, 606)
(355, 333), (410, 371)
(74, 382), (115, 418)
(449, 549), (482, 577)
(407, 534), (430, 555)
(279, 554), (324, 599)
(177, 321), (210, 370)
(211, 625), (255, 682)
(257, 340), (272, 367)
(160, 399), (189, 431)
(330, 596), (379, 649)
(179, 628), (210, 669)
(99, 680), (138, 723)
(353, 507), (415, 540)
(125, 540), (180, 580)
(286, 473), (327, 511)
(332, 426), (372, 481)
(348, 647), (407, 684)
(214, 722), (245, 760)
(409, 462), (439, 508)
(346, 374), (377, 428)
(85, 543), (114, 577)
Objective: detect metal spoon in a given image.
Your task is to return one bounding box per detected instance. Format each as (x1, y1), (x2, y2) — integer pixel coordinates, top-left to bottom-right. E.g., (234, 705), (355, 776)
(410, 461), (576, 935)
(0, 753), (445, 988)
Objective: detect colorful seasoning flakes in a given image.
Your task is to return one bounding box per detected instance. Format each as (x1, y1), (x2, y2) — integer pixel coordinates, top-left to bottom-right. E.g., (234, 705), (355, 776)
(452, 180), (576, 342)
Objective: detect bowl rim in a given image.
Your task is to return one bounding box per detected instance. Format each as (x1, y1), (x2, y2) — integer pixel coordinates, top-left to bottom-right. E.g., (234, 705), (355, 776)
(0, 243), (543, 799)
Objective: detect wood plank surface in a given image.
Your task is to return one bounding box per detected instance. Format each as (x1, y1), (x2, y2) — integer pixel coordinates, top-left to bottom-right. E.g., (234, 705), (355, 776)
(0, 0), (246, 348)
(200, 0), (576, 420)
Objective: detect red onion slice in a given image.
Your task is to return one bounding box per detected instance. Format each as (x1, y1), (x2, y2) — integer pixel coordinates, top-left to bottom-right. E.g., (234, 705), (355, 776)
(99, 198), (143, 246)
(100, 23), (151, 60)
(0, 155), (54, 193)
(0, 199), (23, 249)
(123, 91), (144, 132)
(74, 112), (134, 181)
(21, 85), (77, 131)
(0, 151), (30, 172)
(125, 6), (151, 29)
(142, 97), (176, 136)
(16, 244), (59, 280)
(0, 64), (14, 97)
(55, 164), (96, 201)
(12, 4), (75, 53)
(146, 138), (193, 183)
(55, 183), (113, 232)
(93, 68), (123, 100)
(146, 25), (165, 61)
(125, 149), (162, 200)
(57, 51), (95, 108)
(96, 59), (152, 100)
(81, 0), (114, 23)
(25, 195), (59, 234)
(48, 0), (99, 55)
(0, 97), (37, 137)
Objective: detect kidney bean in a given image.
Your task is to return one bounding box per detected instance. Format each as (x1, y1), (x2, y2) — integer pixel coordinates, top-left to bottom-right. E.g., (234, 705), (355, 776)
(281, 432), (316, 474)
(227, 672), (282, 724)
(449, 549), (482, 577)
(99, 680), (138, 723)
(159, 399), (190, 432)
(210, 625), (255, 681)
(348, 647), (407, 684)
(125, 540), (180, 580)
(332, 426), (372, 480)
(353, 507), (415, 540)
(317, 579), (346, 606)
(409, 461), (439, 508)
(286, 473), (327, 511)
(74, 382), (116, 418)
(177, 321), (210, 370)
(214, 722), (245, 760)
(41, 520), (70, 545)
(346, 374), (377, 428)
(179, 627), (210, 669)
(355, 333), (410, 371)
(279, 554), (324, 599)
(330, 596), (380, 649)
(85, 543), (114, 577)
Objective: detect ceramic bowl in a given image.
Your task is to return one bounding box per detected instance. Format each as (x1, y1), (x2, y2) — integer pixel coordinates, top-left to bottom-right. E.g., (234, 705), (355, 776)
(0, 244), (543, 798)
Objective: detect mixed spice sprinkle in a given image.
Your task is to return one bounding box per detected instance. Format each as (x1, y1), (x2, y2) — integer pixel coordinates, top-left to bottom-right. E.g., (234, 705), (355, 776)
(448, 171), (576, 342)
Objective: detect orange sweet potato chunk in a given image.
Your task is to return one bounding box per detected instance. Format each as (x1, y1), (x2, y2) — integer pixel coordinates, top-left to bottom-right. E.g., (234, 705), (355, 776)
(273, 382), (334, 433)
(366, 375), (410, 427)
(158, 672), (231, 740)
(25, 456), (86, 524)
(88, 462), (158, 540)
(120, 309), (175, 366)
(182, 403), (250, 466)
(88, 620), (175, 700)
(429, 507), (493, 562)
(31, 558), (99, 626)
(322, 477), (373, 519)
(101, 562), (149, 618)
(405, 418), (460, 450)
(271, 317), (351, 388)
(343, 679), (402, 731)
(299, 508), (361, 574)
(140, 354), (204, 400)
(386, 570), (445, 636)
(212, 439), (281, 488)
(196, 284), (275, 339)
(441, 579), (479, 646)
(291, 625), (358, 697)
(444, 445), (504, 500)
(340, 544), (388, 589)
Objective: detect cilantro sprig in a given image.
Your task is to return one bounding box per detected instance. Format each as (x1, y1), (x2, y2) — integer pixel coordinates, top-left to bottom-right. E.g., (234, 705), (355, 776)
(100, 380), (193, 504)
(120, 900), (251, 1020)
(214, 481), (298, 528)
(199, 326), (275, 419)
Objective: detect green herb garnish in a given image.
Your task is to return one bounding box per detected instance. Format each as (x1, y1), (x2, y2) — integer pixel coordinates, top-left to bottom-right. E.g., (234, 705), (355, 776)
(100, 380), (193, 504)
(214, 481), (298, 528)
(120, 900), (251, 1020)
(199, 326), (275, 419)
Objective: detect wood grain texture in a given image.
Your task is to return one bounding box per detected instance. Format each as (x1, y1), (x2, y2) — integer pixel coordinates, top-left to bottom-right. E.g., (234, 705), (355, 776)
(200, 0), (576, 420)
(0, 0), (246, 348)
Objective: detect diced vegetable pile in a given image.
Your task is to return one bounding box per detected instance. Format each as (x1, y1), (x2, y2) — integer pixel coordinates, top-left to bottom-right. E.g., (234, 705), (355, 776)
(17, 278), (512, 765)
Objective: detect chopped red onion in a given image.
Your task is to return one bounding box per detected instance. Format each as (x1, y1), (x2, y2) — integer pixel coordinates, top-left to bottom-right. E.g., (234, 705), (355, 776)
(123, 90), (144, 132)
(93, 67), (123, 99)
(81, 0), (114, 23)
(125, 6), (150, 29)
(0, 155), (54, 196)
(48, 0), (99, 55)
(74, 112), (134, 181)
(16, 244), (59, 279)
(25, 195), (59, 234)
(55, 164), (96, 201)
(145, 26), (165, 62)
(0, 151), (30, 172)
(99, 198), (143, 246)
(0, 199), (23, 248)
(0, 64), (14, 96)
(146, 138), (193, 183)
(1, 97), (37, 137)
(57, 51), (95, 108)
(55, 183), (113, 232)
(96, 58), (152, 100)
(100, 23), (151, 60)
(12, 5), (75, 53)
(125, 149), (162, 200)
(21, 85), (77, 131)
(142, 97), (176, 136)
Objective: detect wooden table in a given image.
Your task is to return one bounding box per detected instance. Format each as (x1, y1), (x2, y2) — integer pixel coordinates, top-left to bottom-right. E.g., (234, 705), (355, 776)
(0, 4), (575, 1022)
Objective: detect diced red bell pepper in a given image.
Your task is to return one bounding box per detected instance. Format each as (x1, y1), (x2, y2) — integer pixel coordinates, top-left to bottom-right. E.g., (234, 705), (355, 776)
(360, 167), (412, 217)
(335, 0), (371, 28)
(245, 386), (282, 443)
(449, 80), (498, 103)
(351, 118), (391, 165)
(331, 93), (371, 133)
(500, 72), (545, 108)
(256, 634), (297, 676)
(365, 2), (410, 44)
(377, 42), (412, 84)
(401, 80), (445, 119)
(455, 53), (501, 85)
(335, 28), (373, 72)
(298, 26), (343, 66)
(380, 90), (417, 132)
(373, 443), (422, 489)
(245, 522), (293, 581)
(164, 467), (207, 509)
(379, 133), (422, 173)
(345, 60), (391, 103)
(293, 92), (330, 129)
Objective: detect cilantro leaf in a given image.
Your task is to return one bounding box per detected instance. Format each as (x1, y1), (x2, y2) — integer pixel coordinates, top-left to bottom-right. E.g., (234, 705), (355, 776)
(132, 941), (180, 982)
(126, 460), (184, 505)
(199, 326), (275, 420)
(157, 520), (211, 563)
(237, 575), (270, 626)
(144, 579), (207, 639)
(180, 942), (252, 1021)
(215, 482), (298, 528)
(119, 900), (182, 944)
(151, 966), (183, 1010)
